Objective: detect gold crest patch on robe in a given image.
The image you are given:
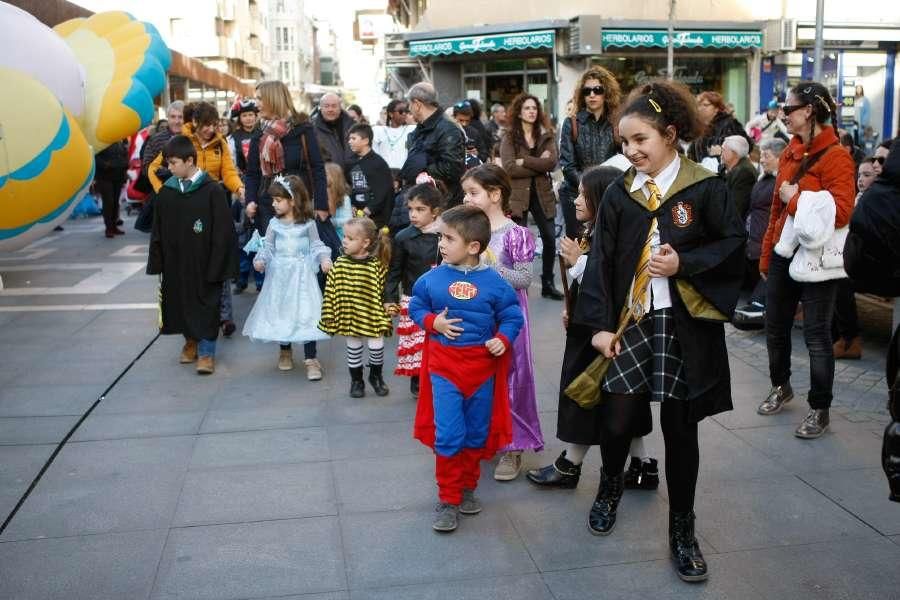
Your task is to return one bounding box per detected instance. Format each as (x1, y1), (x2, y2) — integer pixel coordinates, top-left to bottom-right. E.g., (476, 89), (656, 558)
(672, 202), (693, 228)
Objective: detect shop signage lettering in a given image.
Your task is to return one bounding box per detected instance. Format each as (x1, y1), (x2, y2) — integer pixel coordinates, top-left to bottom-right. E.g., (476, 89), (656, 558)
(409, 30), (555, 56)
(602, 29), (763, 49)
(634, 67), (705, 85)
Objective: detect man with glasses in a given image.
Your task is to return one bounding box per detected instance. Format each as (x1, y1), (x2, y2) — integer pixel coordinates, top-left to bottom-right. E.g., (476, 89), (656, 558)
(373, 99), (416, 170)
(558, 67), (621, 238)
(400, 82), (466, 206)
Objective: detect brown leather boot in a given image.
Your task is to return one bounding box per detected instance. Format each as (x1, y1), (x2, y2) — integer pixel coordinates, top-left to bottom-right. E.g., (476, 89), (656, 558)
(834, 336), (862, 360)
(196, 356), (215, 374)
(180, 339), (198, 363)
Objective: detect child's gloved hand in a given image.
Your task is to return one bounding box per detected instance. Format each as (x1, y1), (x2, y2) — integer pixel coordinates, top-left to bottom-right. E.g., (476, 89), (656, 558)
(485, 337), (506, 356)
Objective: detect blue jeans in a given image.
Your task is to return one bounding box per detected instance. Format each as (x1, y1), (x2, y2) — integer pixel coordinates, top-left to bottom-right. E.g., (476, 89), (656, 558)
(197, 338), (217, 358)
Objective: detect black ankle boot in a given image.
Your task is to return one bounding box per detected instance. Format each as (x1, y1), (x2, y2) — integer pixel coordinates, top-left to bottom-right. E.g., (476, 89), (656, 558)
(541, 278), (564, 300)
(410, 375), (420, 397)
(368, 364), (389, 396)
(526, 451), (581, 488)
(587, 469), (624, 535)
(349, 367), (365, 398)
(669, 510), (708, 582)
(624, 457), (660, 490)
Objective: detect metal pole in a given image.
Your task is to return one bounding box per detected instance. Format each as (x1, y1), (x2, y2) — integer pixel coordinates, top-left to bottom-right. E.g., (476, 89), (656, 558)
(667, 0), (676, 80)
(813, 0), (825, 81)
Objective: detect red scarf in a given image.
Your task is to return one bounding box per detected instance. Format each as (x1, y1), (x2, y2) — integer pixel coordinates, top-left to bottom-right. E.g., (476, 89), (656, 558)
(259, 118), (291, 176)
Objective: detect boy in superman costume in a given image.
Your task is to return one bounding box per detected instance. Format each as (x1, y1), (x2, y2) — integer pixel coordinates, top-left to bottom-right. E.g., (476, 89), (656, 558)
(409, 205), (524, 532)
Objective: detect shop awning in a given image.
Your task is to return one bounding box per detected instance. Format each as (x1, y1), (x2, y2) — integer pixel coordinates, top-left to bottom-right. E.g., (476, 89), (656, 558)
(409, 29), (555, 57)
(602, 29), (763, 50)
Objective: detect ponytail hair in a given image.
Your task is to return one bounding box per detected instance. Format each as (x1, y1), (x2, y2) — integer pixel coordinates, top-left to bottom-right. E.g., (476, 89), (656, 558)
(346, 217), (391, 267)
(616, 79), (704, 145)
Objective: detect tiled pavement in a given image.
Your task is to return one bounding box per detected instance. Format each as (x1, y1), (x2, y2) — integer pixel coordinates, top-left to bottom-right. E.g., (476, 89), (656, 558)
(0, 218), (897, 600)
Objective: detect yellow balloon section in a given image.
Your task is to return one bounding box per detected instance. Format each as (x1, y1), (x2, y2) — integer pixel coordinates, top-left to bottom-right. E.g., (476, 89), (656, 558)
(0, 68), (93, 251)
(0, 11), (170, 251)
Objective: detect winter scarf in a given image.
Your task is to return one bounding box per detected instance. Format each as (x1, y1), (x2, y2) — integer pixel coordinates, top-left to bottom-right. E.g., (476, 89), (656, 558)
(259, 118), (291, 176)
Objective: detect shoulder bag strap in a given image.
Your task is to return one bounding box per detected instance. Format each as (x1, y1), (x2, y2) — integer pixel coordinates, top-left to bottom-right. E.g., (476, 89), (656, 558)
(789, 143), (838, 185)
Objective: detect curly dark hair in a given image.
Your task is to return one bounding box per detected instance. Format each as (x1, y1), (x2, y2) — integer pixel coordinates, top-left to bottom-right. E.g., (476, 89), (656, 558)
(508, 93), (551, 149)
(183, 102), (219, 127)
(461, 163), (512, 214)
(616, 79), (704, 144)
(571, 66), (622, 118)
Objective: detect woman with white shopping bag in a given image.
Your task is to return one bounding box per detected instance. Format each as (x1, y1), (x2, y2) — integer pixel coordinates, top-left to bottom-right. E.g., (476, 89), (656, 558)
(757, 82), (856, 438)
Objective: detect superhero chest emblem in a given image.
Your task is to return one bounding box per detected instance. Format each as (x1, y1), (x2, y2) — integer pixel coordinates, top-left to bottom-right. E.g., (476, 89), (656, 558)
(448, 280), (478, 300)
(672, 202), (693, 228)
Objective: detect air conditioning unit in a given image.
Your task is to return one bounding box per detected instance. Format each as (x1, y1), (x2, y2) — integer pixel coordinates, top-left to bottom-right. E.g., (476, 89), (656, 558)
(763, 19), (796, 52)
(567, 16), (603, 56)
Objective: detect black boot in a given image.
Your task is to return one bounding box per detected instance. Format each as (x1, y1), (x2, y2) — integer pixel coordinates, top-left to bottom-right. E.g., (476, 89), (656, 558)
(410, 375), (420, 397)
(624, 457), (660, 490)
(368, 364), (389, 396)
(349, 367), (365, 398)
(526, 451), (582, 489)
(541, 278), (564, 300)
(587, 469), (624, 535)
(669, 510), (708, 582)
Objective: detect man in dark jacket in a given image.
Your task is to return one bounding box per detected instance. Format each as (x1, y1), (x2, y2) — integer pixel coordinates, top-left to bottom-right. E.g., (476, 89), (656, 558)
(843, 138), (900, 503)
(94, 140), (129, 238)
(721, 135), (757, 222)
(312, 93), (355, 170)
(400, 82), (466, 206)
(346, 123), (394, 229)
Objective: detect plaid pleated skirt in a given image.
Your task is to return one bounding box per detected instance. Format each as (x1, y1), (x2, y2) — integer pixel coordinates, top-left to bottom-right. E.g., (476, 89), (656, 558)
(601, 307), (688, 403)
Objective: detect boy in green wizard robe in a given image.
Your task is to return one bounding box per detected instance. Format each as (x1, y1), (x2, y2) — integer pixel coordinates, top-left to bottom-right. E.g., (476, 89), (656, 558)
(147, 135), (239, 374)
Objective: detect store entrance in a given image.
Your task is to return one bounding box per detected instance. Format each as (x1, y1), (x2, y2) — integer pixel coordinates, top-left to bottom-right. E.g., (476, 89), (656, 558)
(462, 57), (555, 121)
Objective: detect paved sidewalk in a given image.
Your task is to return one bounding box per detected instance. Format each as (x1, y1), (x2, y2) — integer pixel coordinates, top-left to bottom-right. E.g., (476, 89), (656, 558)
(0, 218), (897, 600)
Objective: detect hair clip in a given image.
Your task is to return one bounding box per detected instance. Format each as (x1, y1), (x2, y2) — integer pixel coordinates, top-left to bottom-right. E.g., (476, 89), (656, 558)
(648, 98), (662, 113)
(415, 172), (437, 187)
(272, 174), (293, 199)
(802, 86), (813, 95)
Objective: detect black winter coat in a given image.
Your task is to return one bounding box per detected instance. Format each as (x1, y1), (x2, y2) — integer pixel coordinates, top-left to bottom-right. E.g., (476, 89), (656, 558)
(312, 111), (355, 169)
(400, 109), (466, 206)
(346, 151), (394, 229)
(724, 156), (757, 222)
(559, 110), (617, 193)
(689, 112), (753, 163)
(245, 122), (328, 234)
(746, 173), (775, 260)
(574, 158), (746, 422)
(383, 224), (440, 303)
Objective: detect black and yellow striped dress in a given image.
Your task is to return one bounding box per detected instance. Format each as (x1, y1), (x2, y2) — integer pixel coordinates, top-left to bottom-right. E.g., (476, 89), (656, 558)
(318, 255), (393, 338)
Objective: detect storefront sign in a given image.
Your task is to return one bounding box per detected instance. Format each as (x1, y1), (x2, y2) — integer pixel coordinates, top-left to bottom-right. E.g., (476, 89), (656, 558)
(409, 30), (555, 57)
(602, 29), (763, 50)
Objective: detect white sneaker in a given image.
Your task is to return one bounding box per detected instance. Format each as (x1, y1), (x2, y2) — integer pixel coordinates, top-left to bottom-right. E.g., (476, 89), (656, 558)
(304, 358), (323, 381)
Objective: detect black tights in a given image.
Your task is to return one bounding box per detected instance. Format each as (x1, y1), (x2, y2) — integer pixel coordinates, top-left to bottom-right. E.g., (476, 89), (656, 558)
(598, 393), (699, 512)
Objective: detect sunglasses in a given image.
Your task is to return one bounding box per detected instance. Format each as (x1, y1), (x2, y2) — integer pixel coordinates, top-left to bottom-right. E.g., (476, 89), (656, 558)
(581, 85), (605, 97)
(782, 104), (809, 115)
(874, 156), (886, 165)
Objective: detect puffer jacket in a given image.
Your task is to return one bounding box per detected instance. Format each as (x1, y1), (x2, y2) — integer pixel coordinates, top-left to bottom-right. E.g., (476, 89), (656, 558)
(500, 129), (558, 219)
(400, 109), (466, 206)
(148, 123), (242, 194)
(759, 126), (855, 273)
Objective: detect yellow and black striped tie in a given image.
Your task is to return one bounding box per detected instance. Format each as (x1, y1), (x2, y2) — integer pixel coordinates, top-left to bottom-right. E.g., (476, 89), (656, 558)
(630, 179), (661, 317)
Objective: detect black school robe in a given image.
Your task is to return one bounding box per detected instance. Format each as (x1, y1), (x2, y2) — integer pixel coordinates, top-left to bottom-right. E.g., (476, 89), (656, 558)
(574, 157), (745, 422)
(147, 173), (239, 341)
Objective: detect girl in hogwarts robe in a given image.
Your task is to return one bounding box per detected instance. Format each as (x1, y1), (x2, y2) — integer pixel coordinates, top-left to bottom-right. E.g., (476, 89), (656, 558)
(573, 80), (745, 582)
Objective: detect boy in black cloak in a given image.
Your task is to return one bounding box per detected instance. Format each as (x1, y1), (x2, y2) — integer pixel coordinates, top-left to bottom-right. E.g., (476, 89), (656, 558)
(147, 135), (239, 374)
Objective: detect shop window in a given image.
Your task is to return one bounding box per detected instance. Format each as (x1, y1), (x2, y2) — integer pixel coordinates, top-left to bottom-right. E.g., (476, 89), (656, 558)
(463, 62), (485, 74)
(525, 58), (548, 69)
(486, 59), (525, 73)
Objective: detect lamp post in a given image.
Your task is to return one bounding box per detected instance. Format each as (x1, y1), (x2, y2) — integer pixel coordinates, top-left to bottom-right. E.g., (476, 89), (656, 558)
(667, 0), (676, 80)
(813, 0), (825, 81)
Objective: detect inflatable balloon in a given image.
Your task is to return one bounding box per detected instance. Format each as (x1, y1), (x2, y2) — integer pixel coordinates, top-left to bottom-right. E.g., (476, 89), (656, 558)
(0, 2), (171, 251)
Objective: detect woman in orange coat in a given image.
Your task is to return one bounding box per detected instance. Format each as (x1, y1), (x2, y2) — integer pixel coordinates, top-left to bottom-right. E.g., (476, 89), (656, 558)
(757, 82), (856, 439)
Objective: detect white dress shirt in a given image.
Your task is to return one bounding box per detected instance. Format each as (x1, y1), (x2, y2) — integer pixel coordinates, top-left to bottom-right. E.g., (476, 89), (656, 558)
(629, 154), (681, 310)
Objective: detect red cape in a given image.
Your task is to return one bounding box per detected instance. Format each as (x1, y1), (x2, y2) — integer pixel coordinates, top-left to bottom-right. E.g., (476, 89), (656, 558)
(413, 333), (512, 459)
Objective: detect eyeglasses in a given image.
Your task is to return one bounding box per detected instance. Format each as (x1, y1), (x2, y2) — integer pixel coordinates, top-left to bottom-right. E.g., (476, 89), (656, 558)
(581, 85), (605, 97)
(782, 104), (809, 115)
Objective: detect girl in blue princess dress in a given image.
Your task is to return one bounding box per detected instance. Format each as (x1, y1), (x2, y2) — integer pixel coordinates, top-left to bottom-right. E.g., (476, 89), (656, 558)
(242, 175), (333, 375)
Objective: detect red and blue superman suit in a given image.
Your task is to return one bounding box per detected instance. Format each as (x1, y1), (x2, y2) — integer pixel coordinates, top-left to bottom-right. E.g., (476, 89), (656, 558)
(409, 263), (524, 505)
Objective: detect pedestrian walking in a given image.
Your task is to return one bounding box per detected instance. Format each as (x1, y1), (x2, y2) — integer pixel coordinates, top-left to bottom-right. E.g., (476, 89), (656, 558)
(384, 182), (443, 397)
(242, 175), (332, 373)
(462, 164), (543, 481)
(527, 166), (659, 491)
(318, 217), (393, 398)
(757, 82), (856, 439)
(570, 80), (745, 582)
(408, 205), (525, 533)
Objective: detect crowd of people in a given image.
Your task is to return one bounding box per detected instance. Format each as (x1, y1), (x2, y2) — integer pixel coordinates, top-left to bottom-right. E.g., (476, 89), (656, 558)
(128, 66), (899, 582)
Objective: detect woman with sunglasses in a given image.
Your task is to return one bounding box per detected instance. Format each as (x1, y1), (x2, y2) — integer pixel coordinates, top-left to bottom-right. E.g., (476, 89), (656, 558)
(757, 81), (857, 439)
(559, 67), (621, 239)
(373, 99), (416, 170)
